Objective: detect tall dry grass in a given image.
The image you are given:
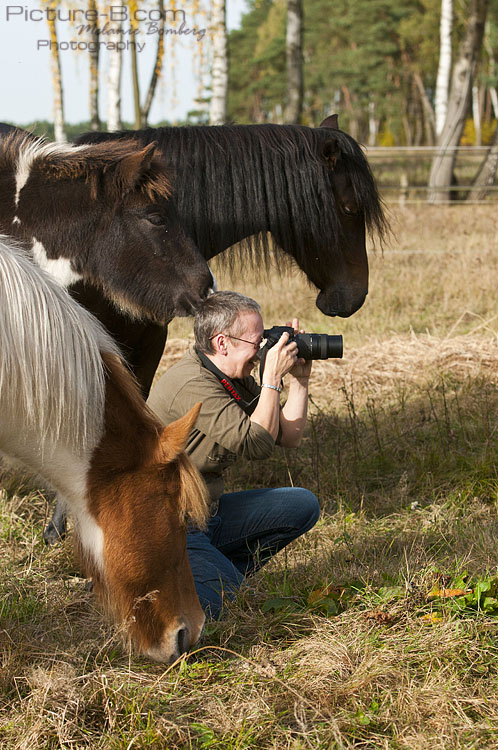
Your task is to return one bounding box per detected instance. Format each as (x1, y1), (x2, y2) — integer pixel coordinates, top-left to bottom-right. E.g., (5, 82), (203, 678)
(1, 205), (498, 749)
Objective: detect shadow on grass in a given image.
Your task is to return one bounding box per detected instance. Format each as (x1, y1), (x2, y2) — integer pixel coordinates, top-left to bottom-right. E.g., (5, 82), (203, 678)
(226, 373), (498, 518)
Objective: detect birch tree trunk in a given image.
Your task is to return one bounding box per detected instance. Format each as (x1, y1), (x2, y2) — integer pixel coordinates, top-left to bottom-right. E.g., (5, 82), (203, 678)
(128, 0), (142, 129)
(413, 71), (436, 145)
(284, 0), (303, 124)
(435, 0), (453, 136)
(142, 0), (166, 127)
(45, 1), (66, 142)
(467, 123), (498, 200)
(368, 101), (377, 146)
(209, 0), (227, 126)
(472, 84), (482, 146)
(428, 0), (488, 203)
(88, 0), (100, 131)
(107, 21), (123, 131)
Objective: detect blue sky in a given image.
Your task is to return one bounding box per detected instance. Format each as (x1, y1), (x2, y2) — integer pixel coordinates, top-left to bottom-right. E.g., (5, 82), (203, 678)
(0, 1), (247, 126)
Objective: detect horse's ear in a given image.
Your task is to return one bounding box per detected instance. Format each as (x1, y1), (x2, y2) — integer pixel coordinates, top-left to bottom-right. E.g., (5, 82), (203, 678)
(320, 114), (339, 130)
(322, 137), (341, 170)
(157, 402), (202, 464)
(114, 142), (157, 197)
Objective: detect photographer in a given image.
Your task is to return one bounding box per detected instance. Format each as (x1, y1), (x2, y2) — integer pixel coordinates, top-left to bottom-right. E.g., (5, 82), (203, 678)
(147, 291), (320, 618)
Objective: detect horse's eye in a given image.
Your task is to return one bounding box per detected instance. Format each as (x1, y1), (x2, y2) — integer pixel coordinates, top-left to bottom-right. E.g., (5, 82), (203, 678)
(147, 214), (166, 226)
(342, 204), (358, 216)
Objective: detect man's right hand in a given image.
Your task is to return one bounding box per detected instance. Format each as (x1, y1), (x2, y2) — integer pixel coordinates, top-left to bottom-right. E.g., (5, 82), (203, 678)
(262, 332), (302, 385)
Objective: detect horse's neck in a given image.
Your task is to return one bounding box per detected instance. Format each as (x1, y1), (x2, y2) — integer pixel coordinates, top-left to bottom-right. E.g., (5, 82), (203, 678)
(0, 438), (90, 510)
(92, 353), (161, 474)
(161, 131), (274, 259)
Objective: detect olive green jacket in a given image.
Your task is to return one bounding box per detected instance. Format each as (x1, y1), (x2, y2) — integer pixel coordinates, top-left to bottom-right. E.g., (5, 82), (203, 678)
(147, 347), (276, 508)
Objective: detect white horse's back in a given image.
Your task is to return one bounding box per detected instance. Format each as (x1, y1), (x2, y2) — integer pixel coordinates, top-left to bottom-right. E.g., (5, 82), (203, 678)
(0, 236), (118, 457)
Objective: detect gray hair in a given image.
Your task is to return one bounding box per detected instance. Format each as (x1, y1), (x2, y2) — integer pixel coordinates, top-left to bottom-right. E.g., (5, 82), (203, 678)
(194, 291), (261, 354)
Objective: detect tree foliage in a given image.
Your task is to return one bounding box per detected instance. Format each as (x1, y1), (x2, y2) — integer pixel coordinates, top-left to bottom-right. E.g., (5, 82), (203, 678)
(227, 0), (498, 146)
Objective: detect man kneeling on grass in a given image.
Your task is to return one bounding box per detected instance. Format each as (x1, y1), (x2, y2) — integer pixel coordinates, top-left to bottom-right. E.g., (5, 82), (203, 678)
(148, 291), (320, 619)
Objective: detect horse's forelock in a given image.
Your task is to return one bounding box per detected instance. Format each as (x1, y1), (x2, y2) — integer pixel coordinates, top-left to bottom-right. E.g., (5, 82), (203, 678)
(3, 134), (173, 203)
(324, 129), (389, 244)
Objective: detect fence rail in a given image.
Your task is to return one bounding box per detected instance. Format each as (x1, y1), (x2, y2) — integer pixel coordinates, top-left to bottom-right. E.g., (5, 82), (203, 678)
(364, 146), (498, 204)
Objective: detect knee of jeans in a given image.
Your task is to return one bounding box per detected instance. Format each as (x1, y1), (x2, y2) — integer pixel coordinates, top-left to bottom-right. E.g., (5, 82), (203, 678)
(293, 488), (320, 530)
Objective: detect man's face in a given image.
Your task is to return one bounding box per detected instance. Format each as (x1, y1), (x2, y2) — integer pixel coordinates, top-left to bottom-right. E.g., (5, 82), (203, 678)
(224, 310), (264, 379)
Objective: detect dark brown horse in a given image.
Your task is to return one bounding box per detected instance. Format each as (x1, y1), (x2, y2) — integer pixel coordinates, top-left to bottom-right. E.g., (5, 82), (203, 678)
(77, 115), (387, 393)
(0, 128), (214, 356)
(47, 116), (388, 542)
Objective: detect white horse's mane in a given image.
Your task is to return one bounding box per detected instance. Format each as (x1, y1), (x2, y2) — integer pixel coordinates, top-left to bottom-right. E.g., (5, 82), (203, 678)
(0, 236), (120, 452)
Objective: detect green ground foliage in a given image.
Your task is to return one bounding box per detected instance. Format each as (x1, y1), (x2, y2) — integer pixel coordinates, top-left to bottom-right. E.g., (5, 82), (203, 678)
(1, 206), (498, 747)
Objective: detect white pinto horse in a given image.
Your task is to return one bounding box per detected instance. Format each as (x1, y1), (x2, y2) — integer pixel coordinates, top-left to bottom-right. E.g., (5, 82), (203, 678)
(0, 237), (207, 663)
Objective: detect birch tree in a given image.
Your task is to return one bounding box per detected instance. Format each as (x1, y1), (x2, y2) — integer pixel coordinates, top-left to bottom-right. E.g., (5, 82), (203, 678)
(44, 0), (67, 141)
(209, 0), (228, 125)
(428, 0), (488, 203)
(434, 0), (453, 136)
(128, 0), (142, 129)
(107, 17), (123, 130)
(88, 0), (100, 130)
(284, 0), (303, 124)
(467, 124), (498, 199)
(142, 0), (166, 126)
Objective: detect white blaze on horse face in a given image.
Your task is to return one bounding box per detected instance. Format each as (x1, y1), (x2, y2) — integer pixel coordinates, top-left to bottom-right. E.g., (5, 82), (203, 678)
(31, 238), (83, 288)
(12, 216), (21, 226)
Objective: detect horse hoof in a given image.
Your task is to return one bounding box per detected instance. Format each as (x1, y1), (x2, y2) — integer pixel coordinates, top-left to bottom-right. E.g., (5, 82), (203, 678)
(43, 520), (67, 545)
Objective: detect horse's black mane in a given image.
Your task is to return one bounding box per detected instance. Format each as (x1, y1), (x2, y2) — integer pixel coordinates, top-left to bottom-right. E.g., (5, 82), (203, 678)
(78, 124), (387, 276)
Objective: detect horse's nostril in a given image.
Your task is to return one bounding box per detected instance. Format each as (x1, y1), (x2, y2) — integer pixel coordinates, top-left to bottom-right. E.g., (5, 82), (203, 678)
(177, 626), (190, 655)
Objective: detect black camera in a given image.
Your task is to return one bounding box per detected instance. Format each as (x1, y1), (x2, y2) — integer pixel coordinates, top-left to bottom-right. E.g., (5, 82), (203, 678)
(263, 326), (343, 360)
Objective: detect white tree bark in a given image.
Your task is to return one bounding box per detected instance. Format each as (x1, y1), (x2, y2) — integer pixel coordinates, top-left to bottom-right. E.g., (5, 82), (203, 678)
(428, 0), (488, 203)
(284, 0), (303, 124)
(368, 101), (377, 146)
(435, 0), (453, 137)
(209, 0), (227, 126)
(468, 122), (498, 200)
(472, 84), (482, 146)
(88, 0), (100, 131)
(46, 7), (66, 142)
(107, 22), (123, 131)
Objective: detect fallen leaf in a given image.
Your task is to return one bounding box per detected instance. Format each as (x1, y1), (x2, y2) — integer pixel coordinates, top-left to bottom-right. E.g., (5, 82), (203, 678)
(427, 587), (471, 601)
(422, 613), (445, 624)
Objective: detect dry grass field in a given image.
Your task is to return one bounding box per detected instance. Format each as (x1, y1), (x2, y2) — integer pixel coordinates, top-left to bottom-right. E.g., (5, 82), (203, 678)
(1, 205), (498, 749)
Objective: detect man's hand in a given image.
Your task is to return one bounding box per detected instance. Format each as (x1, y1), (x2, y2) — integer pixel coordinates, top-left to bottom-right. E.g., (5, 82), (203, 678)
(262, 329), (299, 384)
(285, 318), (312, 381)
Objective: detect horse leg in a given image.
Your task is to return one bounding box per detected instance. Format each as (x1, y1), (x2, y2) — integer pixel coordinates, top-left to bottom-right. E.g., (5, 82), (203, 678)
(43, 493), (68, 544)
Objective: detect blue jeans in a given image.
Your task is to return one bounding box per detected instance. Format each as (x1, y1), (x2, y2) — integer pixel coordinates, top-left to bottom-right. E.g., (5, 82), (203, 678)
(187, 487), (320, 619)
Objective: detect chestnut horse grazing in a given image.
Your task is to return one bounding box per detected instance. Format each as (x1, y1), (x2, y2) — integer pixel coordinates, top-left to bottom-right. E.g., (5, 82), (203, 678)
(0, 237), (208, 662)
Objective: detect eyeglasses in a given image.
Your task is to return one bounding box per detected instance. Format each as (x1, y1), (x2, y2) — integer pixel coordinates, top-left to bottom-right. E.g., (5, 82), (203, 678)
(210, 333), (265, 351)
(228, 335), (265, 350)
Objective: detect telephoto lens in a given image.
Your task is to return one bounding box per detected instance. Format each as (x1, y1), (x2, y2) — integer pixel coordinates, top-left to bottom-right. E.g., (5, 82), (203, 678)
(293, 333), (343, 360)
(263, 326), (343, 361)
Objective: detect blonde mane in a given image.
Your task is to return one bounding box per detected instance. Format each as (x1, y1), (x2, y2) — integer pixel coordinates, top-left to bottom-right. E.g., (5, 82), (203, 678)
(0, 236), (120, 452)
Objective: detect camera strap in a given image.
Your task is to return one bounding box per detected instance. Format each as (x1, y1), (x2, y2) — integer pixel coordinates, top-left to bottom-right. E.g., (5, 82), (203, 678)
(194, 348), (260, 416)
